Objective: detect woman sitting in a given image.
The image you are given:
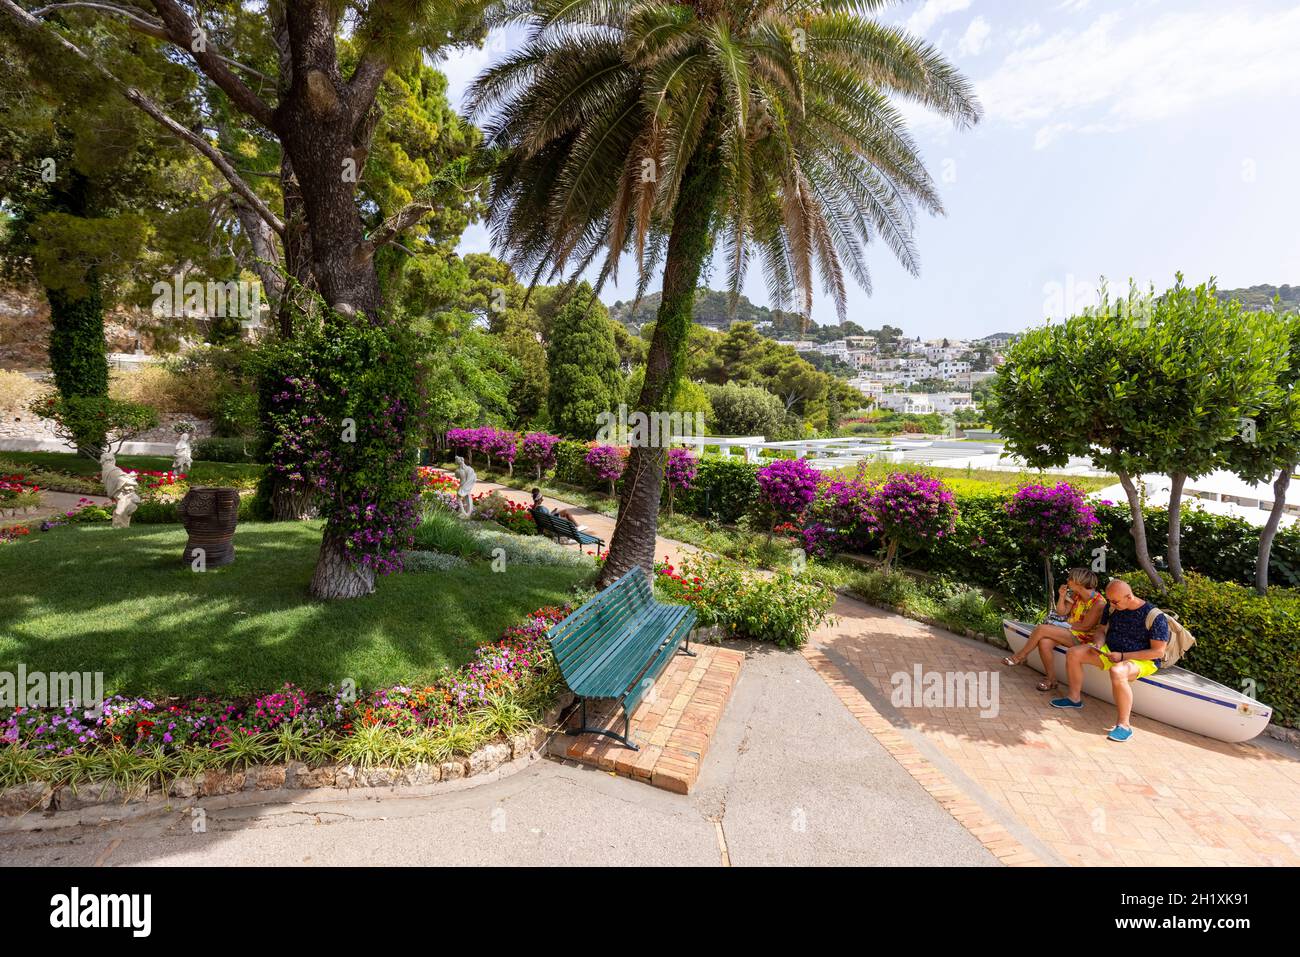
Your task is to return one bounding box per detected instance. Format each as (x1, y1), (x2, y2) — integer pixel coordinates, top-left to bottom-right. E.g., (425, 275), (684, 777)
(1002, 567), (1105, 692)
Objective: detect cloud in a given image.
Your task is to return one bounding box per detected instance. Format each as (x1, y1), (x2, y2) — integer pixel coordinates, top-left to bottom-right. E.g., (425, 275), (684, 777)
(957, 17), (991, 56)
(904, 0), (972, 36)
(976, 5), (1300, 148)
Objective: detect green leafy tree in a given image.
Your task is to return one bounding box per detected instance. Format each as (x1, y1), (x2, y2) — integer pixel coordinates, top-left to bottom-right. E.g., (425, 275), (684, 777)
(474, 0), (979, 583)
(3, 0), (488, 598)
(705, 381), (787, 437)
(990, 277), (1288, 589)
(1220, 307), (1300, 592)
(546, 286), (624, 439)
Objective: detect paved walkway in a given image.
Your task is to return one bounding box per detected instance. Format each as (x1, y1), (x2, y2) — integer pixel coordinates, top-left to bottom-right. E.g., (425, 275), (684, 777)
(0, 644), (995, 866)
(806, 598), (1300, 866)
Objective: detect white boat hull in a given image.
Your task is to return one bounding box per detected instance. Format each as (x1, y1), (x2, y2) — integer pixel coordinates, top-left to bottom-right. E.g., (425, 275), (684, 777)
(1002, 620), (1272, 744)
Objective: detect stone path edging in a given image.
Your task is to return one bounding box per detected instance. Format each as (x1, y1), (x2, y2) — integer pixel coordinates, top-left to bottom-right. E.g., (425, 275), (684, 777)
(0, 694), (577, 830)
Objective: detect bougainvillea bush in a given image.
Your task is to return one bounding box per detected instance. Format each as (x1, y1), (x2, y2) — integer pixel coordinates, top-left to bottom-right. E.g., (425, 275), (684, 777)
(1004, 481), (1100, 604)
(0, 607), (571, 786)
(584, 444), (627, 496)
(520, 432), (561, 479)
(755, 458), (821, 531)
(258, 310), (424, 579)
(663, 448), (699, 515)
(802, 471), (878, 558)
(869, 472), (959, 570)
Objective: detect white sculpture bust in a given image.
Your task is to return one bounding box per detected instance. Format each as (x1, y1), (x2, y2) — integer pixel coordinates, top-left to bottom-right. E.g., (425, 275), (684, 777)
(99, 451), (129, 500)
(172, 432), (193, 473)
(111, 472), (141, 528)
(453, 455), (477, 517)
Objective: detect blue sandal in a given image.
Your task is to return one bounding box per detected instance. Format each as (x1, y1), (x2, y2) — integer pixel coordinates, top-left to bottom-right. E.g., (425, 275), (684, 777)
(1049, 697), (1083, 710)
(1107, 725), (1134, 742)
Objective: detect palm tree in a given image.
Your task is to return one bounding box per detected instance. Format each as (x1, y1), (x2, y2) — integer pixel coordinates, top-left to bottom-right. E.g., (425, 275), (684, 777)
(470, 0), (981, 584)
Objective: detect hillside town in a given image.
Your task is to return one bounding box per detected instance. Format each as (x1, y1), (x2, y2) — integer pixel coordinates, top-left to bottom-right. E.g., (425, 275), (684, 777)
(772, 332), (1010, 416)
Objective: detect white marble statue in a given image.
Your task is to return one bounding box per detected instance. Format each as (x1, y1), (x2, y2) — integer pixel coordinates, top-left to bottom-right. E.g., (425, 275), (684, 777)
(111, 473), (141, 528)
(99, 451), (130, 500)
(172, 432), (193, 473)
(453, 455), (477, 517)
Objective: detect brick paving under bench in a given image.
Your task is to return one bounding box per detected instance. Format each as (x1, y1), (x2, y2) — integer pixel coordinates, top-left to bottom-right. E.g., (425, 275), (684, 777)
(548, 643), (744, 794)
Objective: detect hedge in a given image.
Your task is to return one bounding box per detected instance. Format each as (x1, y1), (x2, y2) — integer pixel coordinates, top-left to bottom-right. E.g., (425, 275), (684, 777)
(193, 437), (260, 463)
(132, 495), (258, 524)
(553, 439), (595, 488)
(881, 490), (1300, 607)
(674, 458), (760, 523)
(1123, 572), (1300, 728)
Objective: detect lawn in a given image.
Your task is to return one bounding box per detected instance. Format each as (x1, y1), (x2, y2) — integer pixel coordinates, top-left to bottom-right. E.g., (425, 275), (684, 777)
(0, 520), (593, 696)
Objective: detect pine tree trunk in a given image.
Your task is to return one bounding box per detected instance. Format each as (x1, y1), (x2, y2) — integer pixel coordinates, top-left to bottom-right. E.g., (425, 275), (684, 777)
(1256, 466), (1291, 594)
(599, 129), (720, 587)
(270, 2), (390, 599)
(1117, 469), (1164, 590)
(1166, 471), (1187, 583)
(309, 529), (375, 598)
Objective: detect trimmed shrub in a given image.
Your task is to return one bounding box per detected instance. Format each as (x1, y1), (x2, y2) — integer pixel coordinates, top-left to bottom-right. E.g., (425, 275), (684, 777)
(673, 457), (760, 523)
(193, 437), (259, 463)
(553, 439), (594, 487)
(1123, 571), (1300, 728)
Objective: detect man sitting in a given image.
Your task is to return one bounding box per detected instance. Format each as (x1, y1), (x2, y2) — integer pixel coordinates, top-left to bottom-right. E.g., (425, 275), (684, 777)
(1050, 580), (1168, 742)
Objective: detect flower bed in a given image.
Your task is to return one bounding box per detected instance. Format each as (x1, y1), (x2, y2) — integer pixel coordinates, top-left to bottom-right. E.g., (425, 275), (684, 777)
(0, 472), (41, 510)
(0, 606), (573, 794)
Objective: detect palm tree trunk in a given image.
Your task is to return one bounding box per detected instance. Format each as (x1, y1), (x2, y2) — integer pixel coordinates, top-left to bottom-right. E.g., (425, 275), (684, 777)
(1166, 471), (1187, 583)
(1256, 466), (1292, 594)
(599, 137), (720, 586)
(1117, 469), (1164, 590)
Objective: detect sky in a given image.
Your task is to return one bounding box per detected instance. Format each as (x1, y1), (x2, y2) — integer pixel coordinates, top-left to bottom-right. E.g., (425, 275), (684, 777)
(434, 0), (1300, 339)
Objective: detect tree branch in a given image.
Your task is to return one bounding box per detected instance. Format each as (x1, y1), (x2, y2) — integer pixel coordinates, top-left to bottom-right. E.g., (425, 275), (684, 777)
(1, 0), (285, 236)
(32, 2), (274, 83)
(147, 0), (275, 129)
(356, 202), (434, 260)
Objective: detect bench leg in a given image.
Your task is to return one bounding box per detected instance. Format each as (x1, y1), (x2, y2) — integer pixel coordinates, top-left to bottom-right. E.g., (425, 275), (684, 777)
(565, 699), (639, 751)
(679, 630), (697, 657)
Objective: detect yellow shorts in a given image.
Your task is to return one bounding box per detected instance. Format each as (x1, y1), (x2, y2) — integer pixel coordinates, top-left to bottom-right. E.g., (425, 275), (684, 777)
(1094, 644), (1159, 679)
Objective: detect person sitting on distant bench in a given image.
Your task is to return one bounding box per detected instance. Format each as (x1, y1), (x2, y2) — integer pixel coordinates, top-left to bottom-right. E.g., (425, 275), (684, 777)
(1002, 567), (1106, 692)
(1050, 580), (1168, 743)
(530, 488), (575, 523)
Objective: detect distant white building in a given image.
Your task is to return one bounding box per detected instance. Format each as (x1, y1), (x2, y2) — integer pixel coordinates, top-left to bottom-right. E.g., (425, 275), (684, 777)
(937, 360), (972, 380)
(929, 392), (976, 413)
(777, 340), (818, 351)
(815, 339), (850, 358)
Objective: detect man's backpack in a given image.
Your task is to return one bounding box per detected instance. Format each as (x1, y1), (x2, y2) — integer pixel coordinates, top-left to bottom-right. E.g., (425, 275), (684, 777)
(1145, 606), (1196, 668)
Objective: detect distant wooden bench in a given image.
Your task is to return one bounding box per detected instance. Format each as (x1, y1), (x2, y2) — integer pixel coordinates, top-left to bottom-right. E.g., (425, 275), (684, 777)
(531, 507), (604, 549)
(548, 569), (697, 749)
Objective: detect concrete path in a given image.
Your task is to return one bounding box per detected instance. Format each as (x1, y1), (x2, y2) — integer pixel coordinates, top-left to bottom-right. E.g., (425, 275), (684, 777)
(0, 644), (995, 866)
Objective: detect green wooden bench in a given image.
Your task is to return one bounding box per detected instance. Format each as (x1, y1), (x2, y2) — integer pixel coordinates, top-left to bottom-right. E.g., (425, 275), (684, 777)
(531, 507), (605, 549)
(548, 568), (697, 749)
